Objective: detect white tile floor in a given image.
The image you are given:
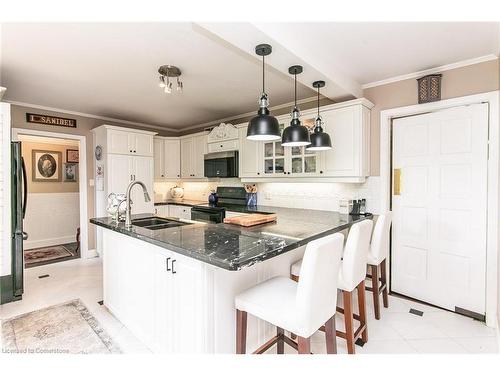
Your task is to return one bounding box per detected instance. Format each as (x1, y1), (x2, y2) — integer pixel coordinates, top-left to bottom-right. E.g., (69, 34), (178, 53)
(1, 258), (498, 354)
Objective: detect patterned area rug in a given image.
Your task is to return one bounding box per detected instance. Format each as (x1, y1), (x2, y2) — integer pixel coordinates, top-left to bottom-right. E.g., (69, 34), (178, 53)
(24, 245), (73, 265)
(1, 299), (121, 354)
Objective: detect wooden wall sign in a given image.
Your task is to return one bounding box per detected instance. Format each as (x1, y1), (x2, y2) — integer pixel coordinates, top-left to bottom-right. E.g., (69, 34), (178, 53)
(26, 113), (77, 128)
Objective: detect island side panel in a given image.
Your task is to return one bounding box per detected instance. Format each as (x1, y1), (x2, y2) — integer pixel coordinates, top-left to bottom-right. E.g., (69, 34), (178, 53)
(210, 246), (305, 353)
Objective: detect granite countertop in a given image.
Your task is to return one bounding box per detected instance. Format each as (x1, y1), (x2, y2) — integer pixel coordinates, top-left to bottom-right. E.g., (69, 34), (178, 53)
(91, 206), (372, 271)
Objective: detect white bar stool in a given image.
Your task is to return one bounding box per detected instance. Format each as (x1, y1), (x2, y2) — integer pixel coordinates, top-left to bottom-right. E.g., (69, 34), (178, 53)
(235, 233), (344, 354)
(366, 212), (392, 320)
(290, 219), (373, 354)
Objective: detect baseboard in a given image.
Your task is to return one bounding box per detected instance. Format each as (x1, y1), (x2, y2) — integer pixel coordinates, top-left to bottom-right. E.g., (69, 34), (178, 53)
(24, 236), (76, 250)
(87, 249), (98, 258)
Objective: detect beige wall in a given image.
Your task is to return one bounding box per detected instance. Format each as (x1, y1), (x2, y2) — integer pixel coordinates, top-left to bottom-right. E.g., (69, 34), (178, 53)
(11, 105), (174, 250)
(363, 58), (500, 175)
(22, 141), (79, 193)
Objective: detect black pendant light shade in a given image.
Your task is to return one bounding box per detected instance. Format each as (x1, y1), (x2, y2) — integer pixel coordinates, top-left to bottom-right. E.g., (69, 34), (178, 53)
(282, 65), (311, 147)
(247, 44), (281, 141)
(307, 80), (332, 151)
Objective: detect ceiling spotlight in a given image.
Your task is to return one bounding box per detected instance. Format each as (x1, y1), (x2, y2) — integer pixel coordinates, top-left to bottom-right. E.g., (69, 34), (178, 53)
(158, 65), (183, 95)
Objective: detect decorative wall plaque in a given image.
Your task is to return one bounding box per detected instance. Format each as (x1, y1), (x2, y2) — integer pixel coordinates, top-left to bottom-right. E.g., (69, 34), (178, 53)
(417, 74), (442, 104)
(26, 113), (77, 128)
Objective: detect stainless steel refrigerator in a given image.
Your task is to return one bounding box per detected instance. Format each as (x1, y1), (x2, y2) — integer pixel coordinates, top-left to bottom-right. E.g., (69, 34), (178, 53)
(10, 141), (28, 301)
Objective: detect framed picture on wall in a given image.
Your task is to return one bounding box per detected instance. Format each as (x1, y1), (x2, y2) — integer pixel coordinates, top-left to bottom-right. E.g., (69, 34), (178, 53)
(66, 149), (79, 163)
(63, 163), (78, 182)
(32, 150), (62, 182)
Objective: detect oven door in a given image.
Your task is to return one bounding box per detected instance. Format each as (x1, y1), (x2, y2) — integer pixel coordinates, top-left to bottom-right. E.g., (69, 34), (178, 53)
(191, 207), (224, 224)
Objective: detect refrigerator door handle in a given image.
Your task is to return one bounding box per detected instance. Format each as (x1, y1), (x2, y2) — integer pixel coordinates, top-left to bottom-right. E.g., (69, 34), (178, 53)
(21, 156), (27, 219)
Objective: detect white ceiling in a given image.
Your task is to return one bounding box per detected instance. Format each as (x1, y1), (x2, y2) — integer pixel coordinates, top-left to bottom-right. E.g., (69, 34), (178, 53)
(1, 22), (499, 132)
(253, 22), (500, 85)
(0, 23), (315, 131)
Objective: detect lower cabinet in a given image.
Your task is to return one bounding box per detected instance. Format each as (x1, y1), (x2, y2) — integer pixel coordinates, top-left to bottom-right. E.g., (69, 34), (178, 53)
(155, 249), (206, 353)
(167, 204), (192, 220)
(104, 231), (207, 353)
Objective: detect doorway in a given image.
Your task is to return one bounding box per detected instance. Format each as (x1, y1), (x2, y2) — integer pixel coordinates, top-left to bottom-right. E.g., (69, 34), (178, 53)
(17, 134), (82, 267)
(11, 128), (89, 265)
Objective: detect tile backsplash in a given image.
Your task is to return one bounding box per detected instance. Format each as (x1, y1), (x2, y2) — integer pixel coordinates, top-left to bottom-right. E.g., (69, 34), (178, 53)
(154, 177), (381, 214)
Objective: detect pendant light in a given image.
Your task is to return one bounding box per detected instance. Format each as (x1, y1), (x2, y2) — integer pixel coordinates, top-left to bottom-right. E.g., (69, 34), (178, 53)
(282, 65), (311, 147)
(307, 80), (332, 151)
(247, 44), (281, 141)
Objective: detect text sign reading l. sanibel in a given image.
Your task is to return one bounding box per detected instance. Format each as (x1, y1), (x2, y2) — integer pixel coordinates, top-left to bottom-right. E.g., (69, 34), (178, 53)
(26, 113), (77, 128)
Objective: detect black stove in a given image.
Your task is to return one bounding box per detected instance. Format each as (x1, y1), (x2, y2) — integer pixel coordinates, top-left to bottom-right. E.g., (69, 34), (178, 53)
(191, 187), (248, 223)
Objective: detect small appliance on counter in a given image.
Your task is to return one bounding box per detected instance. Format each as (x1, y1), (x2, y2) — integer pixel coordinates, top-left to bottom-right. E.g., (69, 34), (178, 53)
(349, 199), (368, 215)
(169, 185), (184, 200)
(338, 199), (353, 214)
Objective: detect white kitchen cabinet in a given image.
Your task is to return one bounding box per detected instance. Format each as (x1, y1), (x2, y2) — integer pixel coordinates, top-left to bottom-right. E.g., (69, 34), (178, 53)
(238, 126), (263, 177)
(238, 98), (373, 182)
(154, 205), (169, 217)
(168, 204), (191, 220)
(180, 133), (207, 178)
(154, 137), (181, 180)
(107, 127), (154, 156)
(93, 125), (156, 224)
(107, 154), (153, 214)
(318, 103), (371, 178)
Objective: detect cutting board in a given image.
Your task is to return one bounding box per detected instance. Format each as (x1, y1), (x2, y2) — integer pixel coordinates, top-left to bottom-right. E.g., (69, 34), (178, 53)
(223, 213), (277, 227)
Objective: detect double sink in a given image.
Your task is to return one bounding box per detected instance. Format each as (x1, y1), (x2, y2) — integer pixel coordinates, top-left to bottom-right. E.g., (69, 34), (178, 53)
(131, 217), (192, 230)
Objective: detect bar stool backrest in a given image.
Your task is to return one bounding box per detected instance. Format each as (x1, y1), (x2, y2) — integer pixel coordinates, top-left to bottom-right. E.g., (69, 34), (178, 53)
(341, 220), (374, 291)
(295, 232), (344, 338)
(369, 212), (393, 264)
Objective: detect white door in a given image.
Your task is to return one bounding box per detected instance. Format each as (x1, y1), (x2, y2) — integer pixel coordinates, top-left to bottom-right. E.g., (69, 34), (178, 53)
(129, 133), (153, 156)
(154, 250), (175, 353)
(164, 139), (180, 179)
(391, 103), (488, 316)
(131, 156), (154, 214)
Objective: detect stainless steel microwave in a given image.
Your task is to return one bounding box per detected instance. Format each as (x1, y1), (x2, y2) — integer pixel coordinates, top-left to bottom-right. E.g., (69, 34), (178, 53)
(204, 151), (239, 178)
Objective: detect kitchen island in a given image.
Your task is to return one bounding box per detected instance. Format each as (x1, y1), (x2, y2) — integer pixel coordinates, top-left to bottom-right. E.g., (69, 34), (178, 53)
(90, 208), (371, 353)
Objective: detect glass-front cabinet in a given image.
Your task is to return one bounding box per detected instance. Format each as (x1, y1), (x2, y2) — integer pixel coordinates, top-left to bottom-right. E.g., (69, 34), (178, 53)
(261, 116), (321, 176)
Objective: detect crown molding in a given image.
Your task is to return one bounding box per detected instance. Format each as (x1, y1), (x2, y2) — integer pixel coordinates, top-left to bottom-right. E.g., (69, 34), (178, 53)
(361, 54), (499, 90)
(3, 99), (177, 133)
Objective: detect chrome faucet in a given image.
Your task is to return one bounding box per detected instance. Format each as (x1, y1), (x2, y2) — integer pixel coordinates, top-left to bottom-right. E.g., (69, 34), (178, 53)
(125, 180), (151, 228)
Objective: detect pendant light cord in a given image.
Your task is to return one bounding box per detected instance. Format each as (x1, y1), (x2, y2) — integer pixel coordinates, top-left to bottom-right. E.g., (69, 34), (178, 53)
(294, 73), (297, 108)
(262, 55), (265, 94)
(317, 86), (320, 118)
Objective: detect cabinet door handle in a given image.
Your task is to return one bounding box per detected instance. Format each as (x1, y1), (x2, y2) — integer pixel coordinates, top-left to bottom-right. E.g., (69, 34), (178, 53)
(320, 170), (323, 174)
(257, 172), (260, 175)
(166, 257), (171, 271)
(171, 259), (177, 274)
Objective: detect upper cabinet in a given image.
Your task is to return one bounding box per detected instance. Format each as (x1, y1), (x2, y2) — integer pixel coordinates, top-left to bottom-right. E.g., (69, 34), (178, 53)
(154, 137), (180, 180)
(180, 133), (207, 179)
(238, 98), (373, 182)
(318, 103), (371, 179)
(107, 127), (154, 156)
(238, 126), (263, 177)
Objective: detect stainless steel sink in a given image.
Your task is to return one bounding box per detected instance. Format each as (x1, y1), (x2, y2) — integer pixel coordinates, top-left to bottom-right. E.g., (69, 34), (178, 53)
(131, 217), (191, 230)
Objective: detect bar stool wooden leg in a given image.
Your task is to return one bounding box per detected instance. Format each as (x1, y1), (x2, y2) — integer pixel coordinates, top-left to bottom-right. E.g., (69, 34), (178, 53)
(277, 327), (284, 354)
(342, 290), (355, 354)
(371, 264), (381, 320)
(380, 259), (389, 308)
(324, 315), (337, 354)
(357, 281), (368, 343)
(297, 336), (311, 354)
(236, 309), (247, 354)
